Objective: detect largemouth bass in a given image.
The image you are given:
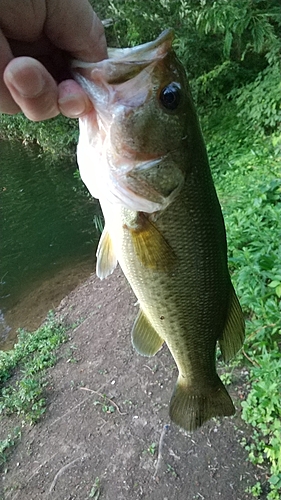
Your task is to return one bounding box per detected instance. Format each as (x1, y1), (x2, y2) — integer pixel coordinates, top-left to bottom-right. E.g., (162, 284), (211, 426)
(72, 29), (245, 432)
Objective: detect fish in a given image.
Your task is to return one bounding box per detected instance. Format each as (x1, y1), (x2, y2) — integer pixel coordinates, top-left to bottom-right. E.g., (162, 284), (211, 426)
(72, 29), (245, 432)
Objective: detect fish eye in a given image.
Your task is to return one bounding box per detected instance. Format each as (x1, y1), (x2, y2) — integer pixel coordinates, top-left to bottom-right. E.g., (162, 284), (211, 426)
(159, 82), (181, 111)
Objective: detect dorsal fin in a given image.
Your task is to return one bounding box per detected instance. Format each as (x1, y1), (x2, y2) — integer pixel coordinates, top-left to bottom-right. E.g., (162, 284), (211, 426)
(219, 286), (245, 361)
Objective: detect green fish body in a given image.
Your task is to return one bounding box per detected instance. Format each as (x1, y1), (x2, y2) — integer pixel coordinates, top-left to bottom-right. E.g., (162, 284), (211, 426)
(72, 29), (245, 431)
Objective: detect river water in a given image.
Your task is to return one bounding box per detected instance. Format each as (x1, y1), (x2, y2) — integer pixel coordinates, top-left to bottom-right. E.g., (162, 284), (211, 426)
(0, 140), (101, 350)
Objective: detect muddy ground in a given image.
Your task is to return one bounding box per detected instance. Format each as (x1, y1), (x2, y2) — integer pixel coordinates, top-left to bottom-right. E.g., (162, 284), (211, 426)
(0, 271), (266, 500)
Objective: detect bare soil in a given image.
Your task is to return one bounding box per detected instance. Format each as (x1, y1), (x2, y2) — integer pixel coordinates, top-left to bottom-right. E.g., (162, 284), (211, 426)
(0, 271), (266, 500)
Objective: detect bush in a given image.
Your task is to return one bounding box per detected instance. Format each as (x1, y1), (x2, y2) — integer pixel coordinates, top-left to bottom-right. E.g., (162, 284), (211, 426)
(204, 104), (281, 500)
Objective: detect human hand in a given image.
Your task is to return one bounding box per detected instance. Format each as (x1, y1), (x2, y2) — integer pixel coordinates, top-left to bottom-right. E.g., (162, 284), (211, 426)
(0, 0), (107, 120)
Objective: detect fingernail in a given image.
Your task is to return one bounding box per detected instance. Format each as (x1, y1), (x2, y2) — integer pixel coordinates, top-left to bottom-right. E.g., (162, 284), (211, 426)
(58, 95), (87, 117)
(7, 67), (45, 98)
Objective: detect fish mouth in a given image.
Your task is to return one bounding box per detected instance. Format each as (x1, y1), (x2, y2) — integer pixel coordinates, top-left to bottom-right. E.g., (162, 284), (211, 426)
(72, 29), (174, 83)
(71, 29), (175, 110)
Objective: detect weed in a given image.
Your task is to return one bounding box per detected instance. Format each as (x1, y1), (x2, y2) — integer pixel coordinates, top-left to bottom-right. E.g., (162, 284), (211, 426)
(98, 369), (108, 375)
(142, 441), (160, 458)
(246, 482), (263, 498)
(0, 378), (46, 424)
(93, 394), (115, 414)
(123, 399), (133, 405)
(0, 313), (67, 425)
(148, 443), (157, 456)
(220, 371), (233, 386)
(102, 404), (115, 414)
(0, 427), (21, 465)
(166, 463), (177, 477)
(64, 344), (79, 364)
(89, 477), (101, 499)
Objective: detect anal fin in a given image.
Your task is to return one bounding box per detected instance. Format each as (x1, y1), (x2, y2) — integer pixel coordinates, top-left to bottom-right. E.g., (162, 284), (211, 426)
(219, 285), (245, 362)
(96, 227), (118, 280)
(132, 309), (164, 356)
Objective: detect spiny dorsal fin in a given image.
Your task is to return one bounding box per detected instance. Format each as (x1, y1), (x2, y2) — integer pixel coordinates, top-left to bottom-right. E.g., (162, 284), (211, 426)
(96, 227), (118, 280)
(132, 309), (164, 356)
(129, 214), (176, 272)
(219, 286), (245, 362)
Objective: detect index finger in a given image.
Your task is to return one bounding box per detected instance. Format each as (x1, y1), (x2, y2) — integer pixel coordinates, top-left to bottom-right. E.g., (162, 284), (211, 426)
(45, 0), (107, 62)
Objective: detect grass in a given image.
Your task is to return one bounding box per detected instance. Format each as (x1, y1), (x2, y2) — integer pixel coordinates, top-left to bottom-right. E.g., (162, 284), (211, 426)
(0, 312), (68, 463)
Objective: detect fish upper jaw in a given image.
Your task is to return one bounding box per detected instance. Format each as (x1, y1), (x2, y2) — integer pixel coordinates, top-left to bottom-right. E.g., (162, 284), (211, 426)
(72, 29), (174, 80)
(71, 29), (175, 116)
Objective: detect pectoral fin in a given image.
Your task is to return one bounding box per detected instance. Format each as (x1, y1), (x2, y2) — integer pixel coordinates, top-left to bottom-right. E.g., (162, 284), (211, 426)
(96, 228), (118, 280)
(130, 214), (176, 272)
(219, 286), (245, 362)
(132, 309), (164, 356)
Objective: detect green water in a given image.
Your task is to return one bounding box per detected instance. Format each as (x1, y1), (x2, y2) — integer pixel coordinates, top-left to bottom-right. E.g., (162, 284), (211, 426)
(0, 140), (101, 348)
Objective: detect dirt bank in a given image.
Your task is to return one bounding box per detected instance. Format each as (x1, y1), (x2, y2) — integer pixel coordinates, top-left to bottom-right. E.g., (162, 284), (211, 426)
(0, 272), (265, 500)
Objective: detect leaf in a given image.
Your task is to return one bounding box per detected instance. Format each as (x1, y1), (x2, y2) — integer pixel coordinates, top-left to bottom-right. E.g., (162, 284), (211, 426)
(269, 474), (281, 487)
(268, 281), (281, 288)
(224, 30), (233, 58)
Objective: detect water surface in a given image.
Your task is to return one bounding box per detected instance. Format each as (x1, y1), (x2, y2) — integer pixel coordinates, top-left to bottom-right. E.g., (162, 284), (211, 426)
(0, 140), (101, 349)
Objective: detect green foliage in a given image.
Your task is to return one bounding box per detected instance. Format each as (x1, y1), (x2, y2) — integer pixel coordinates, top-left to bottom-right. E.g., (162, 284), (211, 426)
(246, 482), (263, 498)
(107, 0), (226, 80)
(204, 102), (281, 499)
(107, 0), (281, 131)
(196, 0), (281, 62)
(1, 378), (46, 424)
(241, 355), (281, 491)
(108, 0), (178, 46)
(93, 394), (115, 414)
(0, 427), (21, 466)
(0, 113), (78, 156)
(1, 0), (280, 149)
(148, 442), (157, 456)
(0, 312), (67, 423)
(229, 63), (281, 135)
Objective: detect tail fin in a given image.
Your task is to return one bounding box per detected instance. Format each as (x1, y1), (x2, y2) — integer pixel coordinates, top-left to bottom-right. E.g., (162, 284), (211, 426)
(169, 375), (235, 432)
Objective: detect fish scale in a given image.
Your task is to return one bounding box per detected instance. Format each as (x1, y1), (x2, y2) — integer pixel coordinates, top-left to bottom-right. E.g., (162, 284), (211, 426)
(73, 29), (245, 431)
(118, 180), (229, 362)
